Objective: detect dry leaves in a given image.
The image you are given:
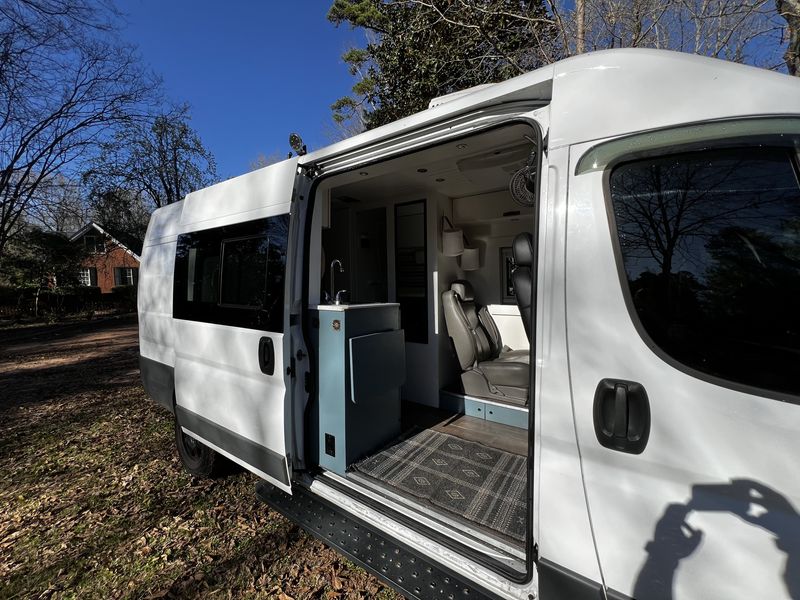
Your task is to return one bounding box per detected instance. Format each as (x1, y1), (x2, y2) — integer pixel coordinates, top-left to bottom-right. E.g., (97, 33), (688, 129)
(0, 317), (403, 599)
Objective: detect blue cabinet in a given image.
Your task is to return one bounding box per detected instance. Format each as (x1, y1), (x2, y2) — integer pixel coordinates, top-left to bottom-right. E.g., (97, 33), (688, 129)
(314, 304), (404, 475)
(464, 397), (528, 429)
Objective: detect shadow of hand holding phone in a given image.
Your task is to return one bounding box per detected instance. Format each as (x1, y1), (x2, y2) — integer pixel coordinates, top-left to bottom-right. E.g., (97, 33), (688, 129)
(633, 479), (800, 600)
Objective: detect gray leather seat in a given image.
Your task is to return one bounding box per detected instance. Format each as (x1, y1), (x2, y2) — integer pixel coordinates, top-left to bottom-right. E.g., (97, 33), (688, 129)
(512, 233), (534, 342)
(442, 281), (529, 406)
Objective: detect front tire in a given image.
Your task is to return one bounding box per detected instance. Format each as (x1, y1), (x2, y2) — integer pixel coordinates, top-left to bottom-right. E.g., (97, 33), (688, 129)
(174, 417), (226, 477)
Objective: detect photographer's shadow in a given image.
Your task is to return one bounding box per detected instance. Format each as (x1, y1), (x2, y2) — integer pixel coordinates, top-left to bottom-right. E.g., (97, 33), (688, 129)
(633, 479), (800, 600)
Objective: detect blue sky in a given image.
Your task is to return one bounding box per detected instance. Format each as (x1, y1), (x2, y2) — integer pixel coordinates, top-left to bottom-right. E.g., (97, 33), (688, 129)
(119, 1), (361, 179)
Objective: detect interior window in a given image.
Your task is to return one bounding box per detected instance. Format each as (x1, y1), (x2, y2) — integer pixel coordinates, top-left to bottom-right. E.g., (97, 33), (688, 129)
(186, 244), (220, 302)
(610, 146), (800, 397)
(220, 236), (269, 308)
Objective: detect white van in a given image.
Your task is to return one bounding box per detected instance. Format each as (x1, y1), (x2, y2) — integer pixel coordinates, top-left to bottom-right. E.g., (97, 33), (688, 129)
(137, 49), (800, 600)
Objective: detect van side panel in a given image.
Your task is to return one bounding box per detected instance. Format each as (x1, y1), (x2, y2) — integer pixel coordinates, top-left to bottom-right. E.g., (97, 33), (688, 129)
(170, 158), (299, 493)
(138, 202), (182, 410)
(139, 355), (174, 413)
(535, 145), (604, 587)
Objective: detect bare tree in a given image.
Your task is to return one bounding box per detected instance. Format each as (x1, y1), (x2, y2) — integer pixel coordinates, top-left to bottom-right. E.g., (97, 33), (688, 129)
(778, 0), (800, 74)
(85, 104), (217, 210)
(548, 1), (786, 68)
(575, 0), (586, 53)
(24, 175), (89, 233)
(0, 0), (156, 261)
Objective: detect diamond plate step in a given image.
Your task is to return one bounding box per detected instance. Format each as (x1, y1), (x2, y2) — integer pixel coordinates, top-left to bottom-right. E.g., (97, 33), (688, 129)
(256, 481), (502, 600)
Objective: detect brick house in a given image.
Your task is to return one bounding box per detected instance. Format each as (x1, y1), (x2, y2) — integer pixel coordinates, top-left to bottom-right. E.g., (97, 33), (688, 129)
(69, 222), (141, 293)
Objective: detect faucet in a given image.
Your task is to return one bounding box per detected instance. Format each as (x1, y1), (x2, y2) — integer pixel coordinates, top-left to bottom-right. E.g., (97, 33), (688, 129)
(330, 259), (344, 303)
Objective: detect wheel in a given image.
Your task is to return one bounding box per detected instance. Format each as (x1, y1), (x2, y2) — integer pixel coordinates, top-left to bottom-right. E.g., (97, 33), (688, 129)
(174, 416), (226, 478)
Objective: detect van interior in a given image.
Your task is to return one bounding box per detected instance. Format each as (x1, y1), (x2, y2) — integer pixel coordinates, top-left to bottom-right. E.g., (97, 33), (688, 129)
(306, 123), (538, 570)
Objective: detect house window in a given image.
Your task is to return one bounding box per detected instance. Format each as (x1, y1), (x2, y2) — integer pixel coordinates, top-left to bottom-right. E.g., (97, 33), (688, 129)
(85, 234), (105, 254)
(78, 268), (97, 287)
(114, 267), (138, 287)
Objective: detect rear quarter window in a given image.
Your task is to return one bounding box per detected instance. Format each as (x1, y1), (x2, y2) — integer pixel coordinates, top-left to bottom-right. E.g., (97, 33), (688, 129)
(609, 147), (800, 398)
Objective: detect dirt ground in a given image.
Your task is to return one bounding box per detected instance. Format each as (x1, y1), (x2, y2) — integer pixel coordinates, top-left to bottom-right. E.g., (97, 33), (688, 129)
(0, 316), (401, 599)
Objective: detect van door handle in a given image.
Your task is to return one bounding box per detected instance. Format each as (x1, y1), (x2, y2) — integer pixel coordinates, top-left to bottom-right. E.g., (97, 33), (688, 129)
(593, 379), (650, 454)
(258, 337), (275, 376)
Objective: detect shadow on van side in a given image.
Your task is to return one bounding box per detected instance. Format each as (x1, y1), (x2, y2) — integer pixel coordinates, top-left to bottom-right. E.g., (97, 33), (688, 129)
(633, 479), (800, 599)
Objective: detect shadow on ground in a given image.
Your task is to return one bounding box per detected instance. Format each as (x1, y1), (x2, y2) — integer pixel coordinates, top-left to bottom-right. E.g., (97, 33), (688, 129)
(0, 317), (401, 599)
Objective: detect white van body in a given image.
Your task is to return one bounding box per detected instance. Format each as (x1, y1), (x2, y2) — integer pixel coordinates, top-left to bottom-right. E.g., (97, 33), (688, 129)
(138, 49), (800, 600)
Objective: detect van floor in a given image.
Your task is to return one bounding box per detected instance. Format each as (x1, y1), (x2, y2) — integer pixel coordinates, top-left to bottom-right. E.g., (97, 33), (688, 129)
(349, 402), (528, 544)
(402, 402), (528, 456)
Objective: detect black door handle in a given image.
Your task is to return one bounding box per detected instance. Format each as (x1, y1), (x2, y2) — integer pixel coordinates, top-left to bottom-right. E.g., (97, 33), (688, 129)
(593, 379), (650, 454)
(258, 337), (275, 376)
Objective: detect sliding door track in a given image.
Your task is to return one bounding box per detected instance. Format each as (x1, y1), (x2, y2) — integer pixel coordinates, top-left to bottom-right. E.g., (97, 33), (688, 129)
(256, 481), (503, 600)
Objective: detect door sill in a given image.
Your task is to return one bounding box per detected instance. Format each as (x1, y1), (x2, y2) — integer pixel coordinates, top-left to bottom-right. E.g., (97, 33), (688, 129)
(346, 471), (525, 560)
(256, 480), (510, 600)
(304, 470), (530, 581)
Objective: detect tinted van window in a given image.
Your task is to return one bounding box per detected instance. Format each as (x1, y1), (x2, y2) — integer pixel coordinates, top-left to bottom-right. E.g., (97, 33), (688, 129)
(609, 147), (800, 397)
(220, 236), (269, 308)
(174, 215), (289, 332)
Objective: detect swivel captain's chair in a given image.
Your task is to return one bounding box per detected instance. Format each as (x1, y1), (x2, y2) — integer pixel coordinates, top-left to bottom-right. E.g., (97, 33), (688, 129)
(442, 280), (529, 406)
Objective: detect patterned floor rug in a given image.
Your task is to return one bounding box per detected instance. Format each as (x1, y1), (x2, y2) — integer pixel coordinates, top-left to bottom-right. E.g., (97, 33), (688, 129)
(353, 428), (527, 542)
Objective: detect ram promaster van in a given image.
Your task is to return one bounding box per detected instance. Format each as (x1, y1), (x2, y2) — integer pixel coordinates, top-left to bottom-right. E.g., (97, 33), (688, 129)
(138, 49), (800, 599)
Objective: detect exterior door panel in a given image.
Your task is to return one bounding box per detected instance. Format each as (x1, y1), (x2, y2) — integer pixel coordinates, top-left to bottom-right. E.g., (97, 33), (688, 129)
(172, 189), (293, 492)
(174, 320), (289, 487)
(566, 137), (800, 599)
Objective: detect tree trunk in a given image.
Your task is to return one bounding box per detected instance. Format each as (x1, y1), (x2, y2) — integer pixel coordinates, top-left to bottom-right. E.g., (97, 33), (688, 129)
(576, 0), (586, 53)
(778, 0), (800, 75)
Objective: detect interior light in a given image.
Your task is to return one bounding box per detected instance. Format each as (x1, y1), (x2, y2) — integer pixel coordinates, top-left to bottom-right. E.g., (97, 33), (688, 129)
(456, 143), (468, 150)
(359, 171), (369, 176)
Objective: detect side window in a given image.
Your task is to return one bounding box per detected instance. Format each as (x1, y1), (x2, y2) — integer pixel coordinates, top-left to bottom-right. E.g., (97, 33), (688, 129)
(174, 215), (289, 332)
(220, 236), (269, 307)
(609, 147), (800, 397)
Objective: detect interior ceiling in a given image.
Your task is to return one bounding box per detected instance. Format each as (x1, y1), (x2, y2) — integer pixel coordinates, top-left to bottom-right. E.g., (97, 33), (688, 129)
(327, 123), (535, 203)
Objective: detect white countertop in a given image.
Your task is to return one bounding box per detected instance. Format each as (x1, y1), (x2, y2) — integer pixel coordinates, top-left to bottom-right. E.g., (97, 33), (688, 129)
(487, 303), (521, 316)
(315, 302), (401, 312)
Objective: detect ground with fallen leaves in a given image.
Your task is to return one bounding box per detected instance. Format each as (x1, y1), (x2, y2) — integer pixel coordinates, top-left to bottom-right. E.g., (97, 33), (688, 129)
(0, 316), (402, 599)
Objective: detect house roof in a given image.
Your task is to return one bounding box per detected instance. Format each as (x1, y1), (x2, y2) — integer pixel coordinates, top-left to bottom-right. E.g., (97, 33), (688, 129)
(69, 222), (142, 261)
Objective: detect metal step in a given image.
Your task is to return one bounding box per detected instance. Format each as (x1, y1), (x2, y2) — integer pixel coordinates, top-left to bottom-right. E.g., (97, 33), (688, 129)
(256, 481), (503, 600)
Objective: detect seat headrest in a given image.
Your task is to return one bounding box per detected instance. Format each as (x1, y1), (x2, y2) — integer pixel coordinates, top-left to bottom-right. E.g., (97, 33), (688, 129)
(512, 233), (534, 267)
(450, 280), (474, 302)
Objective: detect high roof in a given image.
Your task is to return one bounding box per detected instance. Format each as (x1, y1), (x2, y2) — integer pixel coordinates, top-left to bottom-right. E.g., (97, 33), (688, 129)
(160, 48), (800, 233)
(300, 48), (800, 166)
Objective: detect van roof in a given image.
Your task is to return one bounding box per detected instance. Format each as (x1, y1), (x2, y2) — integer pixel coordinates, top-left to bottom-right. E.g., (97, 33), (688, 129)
(301, 48), (800, 165)
(161, 48), (800, 236)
